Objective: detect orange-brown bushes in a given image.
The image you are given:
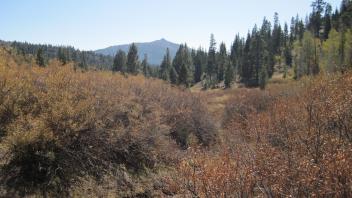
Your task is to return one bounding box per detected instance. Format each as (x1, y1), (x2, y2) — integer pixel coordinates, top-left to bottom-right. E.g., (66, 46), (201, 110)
(177, 73), (352, 197)
(0, 49), (218, 196)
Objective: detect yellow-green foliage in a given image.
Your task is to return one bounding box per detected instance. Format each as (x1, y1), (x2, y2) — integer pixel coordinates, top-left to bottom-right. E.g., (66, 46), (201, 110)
(294, 29), (352, 78)
(321, 29), (341, 72)
(321, 28), (352, 72)
(293, 31), (321, 79)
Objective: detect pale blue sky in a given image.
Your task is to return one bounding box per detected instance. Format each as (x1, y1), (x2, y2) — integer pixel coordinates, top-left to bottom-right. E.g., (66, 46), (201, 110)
(0, 0), (341, 50)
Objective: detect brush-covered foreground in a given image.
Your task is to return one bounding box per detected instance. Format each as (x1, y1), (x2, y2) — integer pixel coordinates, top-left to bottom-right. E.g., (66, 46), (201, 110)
(0, 47), (217, 197)
(0, 46), (352, 197)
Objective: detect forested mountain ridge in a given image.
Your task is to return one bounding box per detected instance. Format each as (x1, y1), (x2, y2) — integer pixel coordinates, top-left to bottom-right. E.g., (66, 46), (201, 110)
(0, 40), (114, 70)
(95, 38), (179, 65)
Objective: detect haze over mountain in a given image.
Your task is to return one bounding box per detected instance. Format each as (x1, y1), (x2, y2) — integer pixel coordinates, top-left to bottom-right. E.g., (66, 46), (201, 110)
(95, 38), (179, 65)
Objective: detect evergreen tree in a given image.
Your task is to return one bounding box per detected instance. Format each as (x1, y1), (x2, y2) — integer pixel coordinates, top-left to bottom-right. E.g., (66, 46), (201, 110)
(339, 0), (352, 29)
(261, 18), (275, 78)
(283, 23), (293, 68)
(230, 34), (243, 79)
(178, 63), (190, 86)
(224, 60), (234, 88)
(290, 17), (296, 42)
(172, 44), (193, 86)
(310, 0), (327, 37)
(113, 50), (127, 73)
(79, 51), (88, 70)
(127, 43), (139, 74)
(207, 34), (217, 82)
(272, 12), (282, 55)
(160, 48), (172, 81)
(297, 19), (306, 41)
(169, 67), (178, 84)
(259, 65), (268, 90)
(142, 54), (149, 77)
(172, 44), (185, 74)
(217, 42), (227, 82)
(36, 48), (45, 67)
(323, 3), (332, 40)
(331, 8), (340, 30)
(241, 33), (253, 84)
(251, 25), (263, 85)
(193, 48), (207, 83)
(57, 47), (67, 65)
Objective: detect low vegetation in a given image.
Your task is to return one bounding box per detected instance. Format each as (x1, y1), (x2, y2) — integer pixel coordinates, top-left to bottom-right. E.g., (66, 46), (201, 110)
(1, 42), (351, 197)
(1, 0), (352, 197)
(0, 47), (217, 197)
(176, 73), (352, 197)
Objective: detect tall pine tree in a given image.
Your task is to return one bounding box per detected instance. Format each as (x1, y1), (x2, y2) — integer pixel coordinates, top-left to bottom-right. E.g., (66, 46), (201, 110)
(160, 48), (172, 81)
(127, 43), (139, 74)
(217, 42), (227, 82)
(207, 34), (217, 81)
(113, 50), (127, 73)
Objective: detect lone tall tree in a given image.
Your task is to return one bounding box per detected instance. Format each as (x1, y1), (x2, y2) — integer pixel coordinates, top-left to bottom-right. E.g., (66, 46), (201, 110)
(207, 34), (217, 81)
(127, 43), (139, 74)
(113, 50), (127, 73)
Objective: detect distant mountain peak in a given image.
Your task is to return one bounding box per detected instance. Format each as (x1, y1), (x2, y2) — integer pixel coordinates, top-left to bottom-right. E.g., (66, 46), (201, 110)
(152, 38), (171, 44)
(95, 39), (180, 65)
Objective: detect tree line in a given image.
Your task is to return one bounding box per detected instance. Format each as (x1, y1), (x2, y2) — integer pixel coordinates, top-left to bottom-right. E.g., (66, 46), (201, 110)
(112, 0), (352, 89)
(1, 40), (113, 70)
(5, 0), (352, 89)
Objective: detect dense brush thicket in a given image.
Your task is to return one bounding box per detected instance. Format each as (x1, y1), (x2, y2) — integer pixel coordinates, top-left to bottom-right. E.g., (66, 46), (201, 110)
(0, 47), (217, 197)
(175, 74), (352, 197)
(1, 42), (352, 197)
